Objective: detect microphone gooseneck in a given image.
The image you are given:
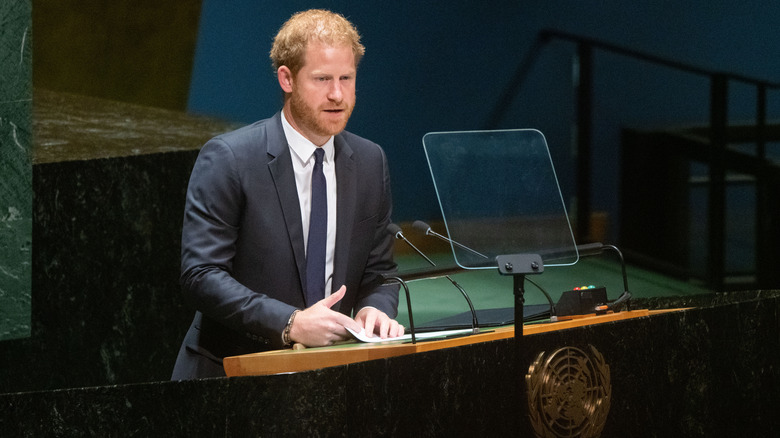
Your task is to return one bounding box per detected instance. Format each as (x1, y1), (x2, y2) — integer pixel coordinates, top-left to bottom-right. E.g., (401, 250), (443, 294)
(600, 244), (632, 311)
(574, 242), (632, 313)
(389, 223), (479, 333)
(388, 223), (436, 266)
(412, 220), (488, 259)
(413, 220), (558, 322)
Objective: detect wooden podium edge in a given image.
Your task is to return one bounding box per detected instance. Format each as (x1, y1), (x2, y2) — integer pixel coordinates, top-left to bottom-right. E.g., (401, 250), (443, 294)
(223, 308), (686, 377)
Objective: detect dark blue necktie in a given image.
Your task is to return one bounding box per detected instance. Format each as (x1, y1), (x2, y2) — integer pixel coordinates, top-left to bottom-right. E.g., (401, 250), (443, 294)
(305, 148), (327, 307)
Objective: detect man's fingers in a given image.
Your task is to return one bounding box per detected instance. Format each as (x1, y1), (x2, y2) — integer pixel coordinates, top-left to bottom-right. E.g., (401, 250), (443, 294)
(319, 285), (346, 309)
(334, 312), (362, 333)
(353, 308), (405, 339)
(378, 317), (390, 339)
(362, 311), (377, 338)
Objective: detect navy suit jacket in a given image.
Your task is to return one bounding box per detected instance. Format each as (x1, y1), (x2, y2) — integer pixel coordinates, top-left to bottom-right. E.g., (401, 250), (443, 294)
(172, 112), (398, 379)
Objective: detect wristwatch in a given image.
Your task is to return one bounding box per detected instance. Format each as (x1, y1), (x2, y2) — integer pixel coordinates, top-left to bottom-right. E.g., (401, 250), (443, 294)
(282, 309), (300, 347)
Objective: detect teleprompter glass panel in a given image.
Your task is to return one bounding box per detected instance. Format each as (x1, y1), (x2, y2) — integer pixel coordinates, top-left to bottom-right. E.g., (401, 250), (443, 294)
(422, 129), (578, 269)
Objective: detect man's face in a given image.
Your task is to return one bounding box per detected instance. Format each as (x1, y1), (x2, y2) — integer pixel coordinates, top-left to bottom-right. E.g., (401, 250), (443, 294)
(285, 41), (356, 146)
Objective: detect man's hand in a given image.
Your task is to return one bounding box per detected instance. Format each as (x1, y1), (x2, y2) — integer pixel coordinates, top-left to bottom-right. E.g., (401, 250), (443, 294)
(288, 286), (361, 347)
(355, 306), (405, 339)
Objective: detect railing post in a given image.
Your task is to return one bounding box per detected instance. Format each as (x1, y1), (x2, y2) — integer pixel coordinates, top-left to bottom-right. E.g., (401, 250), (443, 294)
(575, 43), (593, 241)
(708, 75), (728, 291)
(755, 83), (771, 288)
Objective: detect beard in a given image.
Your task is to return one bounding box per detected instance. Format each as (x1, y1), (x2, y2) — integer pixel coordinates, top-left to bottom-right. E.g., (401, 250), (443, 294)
(288, 90), (354, 139)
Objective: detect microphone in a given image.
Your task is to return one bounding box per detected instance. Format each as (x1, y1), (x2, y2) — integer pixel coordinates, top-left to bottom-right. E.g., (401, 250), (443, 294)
(388, 223), (435, 266)
(413, 220), (558, 322)
(412, 220), (488, 259)
(388, 223), (480, 333)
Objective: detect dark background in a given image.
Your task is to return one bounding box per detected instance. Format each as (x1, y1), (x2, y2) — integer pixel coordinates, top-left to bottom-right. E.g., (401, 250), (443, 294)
(33, 0), (780, 238)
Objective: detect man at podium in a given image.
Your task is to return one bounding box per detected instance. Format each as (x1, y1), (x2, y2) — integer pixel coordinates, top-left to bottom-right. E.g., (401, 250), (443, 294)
(172, 9), (403, 380)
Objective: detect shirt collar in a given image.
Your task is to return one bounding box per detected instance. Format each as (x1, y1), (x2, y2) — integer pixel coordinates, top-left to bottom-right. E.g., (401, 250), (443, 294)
(281, 110), (335, 165)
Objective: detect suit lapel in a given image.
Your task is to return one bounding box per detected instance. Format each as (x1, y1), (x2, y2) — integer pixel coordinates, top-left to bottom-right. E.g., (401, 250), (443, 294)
(266, 113), (308, 298)
(266, 113), (357, 310)
(332, 134), (355, 312)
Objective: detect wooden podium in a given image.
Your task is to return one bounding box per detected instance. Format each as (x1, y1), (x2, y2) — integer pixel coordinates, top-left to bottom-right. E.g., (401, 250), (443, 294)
(223, 309), (676, 377)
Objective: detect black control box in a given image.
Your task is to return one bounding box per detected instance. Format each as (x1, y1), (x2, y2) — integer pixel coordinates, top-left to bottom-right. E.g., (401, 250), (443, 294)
(556, 286), (608, 317)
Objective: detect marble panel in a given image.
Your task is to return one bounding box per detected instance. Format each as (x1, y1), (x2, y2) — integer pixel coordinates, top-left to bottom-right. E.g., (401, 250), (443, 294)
(0, 90), (236, 392)
(0, 0), (32, 341)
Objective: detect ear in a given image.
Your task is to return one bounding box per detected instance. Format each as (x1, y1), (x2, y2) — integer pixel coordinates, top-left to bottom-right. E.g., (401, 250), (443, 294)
(277, 66), (294, 93)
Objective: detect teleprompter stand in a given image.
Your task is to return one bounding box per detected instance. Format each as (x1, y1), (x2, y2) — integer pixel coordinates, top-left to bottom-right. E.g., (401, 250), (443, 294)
(496, 253), (544, 432)
(496, 253), (544, 343)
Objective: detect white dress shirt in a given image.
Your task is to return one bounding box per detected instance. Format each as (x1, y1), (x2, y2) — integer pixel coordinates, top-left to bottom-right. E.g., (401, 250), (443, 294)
(281, 111), (337, 298)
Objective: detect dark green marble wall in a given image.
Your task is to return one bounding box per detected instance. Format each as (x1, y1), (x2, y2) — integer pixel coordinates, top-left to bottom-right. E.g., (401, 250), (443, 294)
(0, 90), (236, 392)
(0, 1), (32, 340)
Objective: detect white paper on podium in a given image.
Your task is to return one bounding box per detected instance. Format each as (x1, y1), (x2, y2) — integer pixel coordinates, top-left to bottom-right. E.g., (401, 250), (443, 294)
(346, 327), (475, 343)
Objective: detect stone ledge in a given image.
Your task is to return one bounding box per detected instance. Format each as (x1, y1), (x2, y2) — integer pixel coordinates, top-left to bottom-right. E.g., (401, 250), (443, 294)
(33, 89), (237, 164)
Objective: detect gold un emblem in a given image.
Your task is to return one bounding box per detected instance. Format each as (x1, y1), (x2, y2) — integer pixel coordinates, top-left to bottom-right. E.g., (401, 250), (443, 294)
(526, 345), (611, 437)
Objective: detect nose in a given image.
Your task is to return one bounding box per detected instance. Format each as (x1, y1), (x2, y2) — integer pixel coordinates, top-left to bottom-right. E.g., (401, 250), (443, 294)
(327, 82), (343, 103)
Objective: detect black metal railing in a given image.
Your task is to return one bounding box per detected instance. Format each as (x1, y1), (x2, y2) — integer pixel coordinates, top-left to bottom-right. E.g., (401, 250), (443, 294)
(487, 28), (780, 291)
